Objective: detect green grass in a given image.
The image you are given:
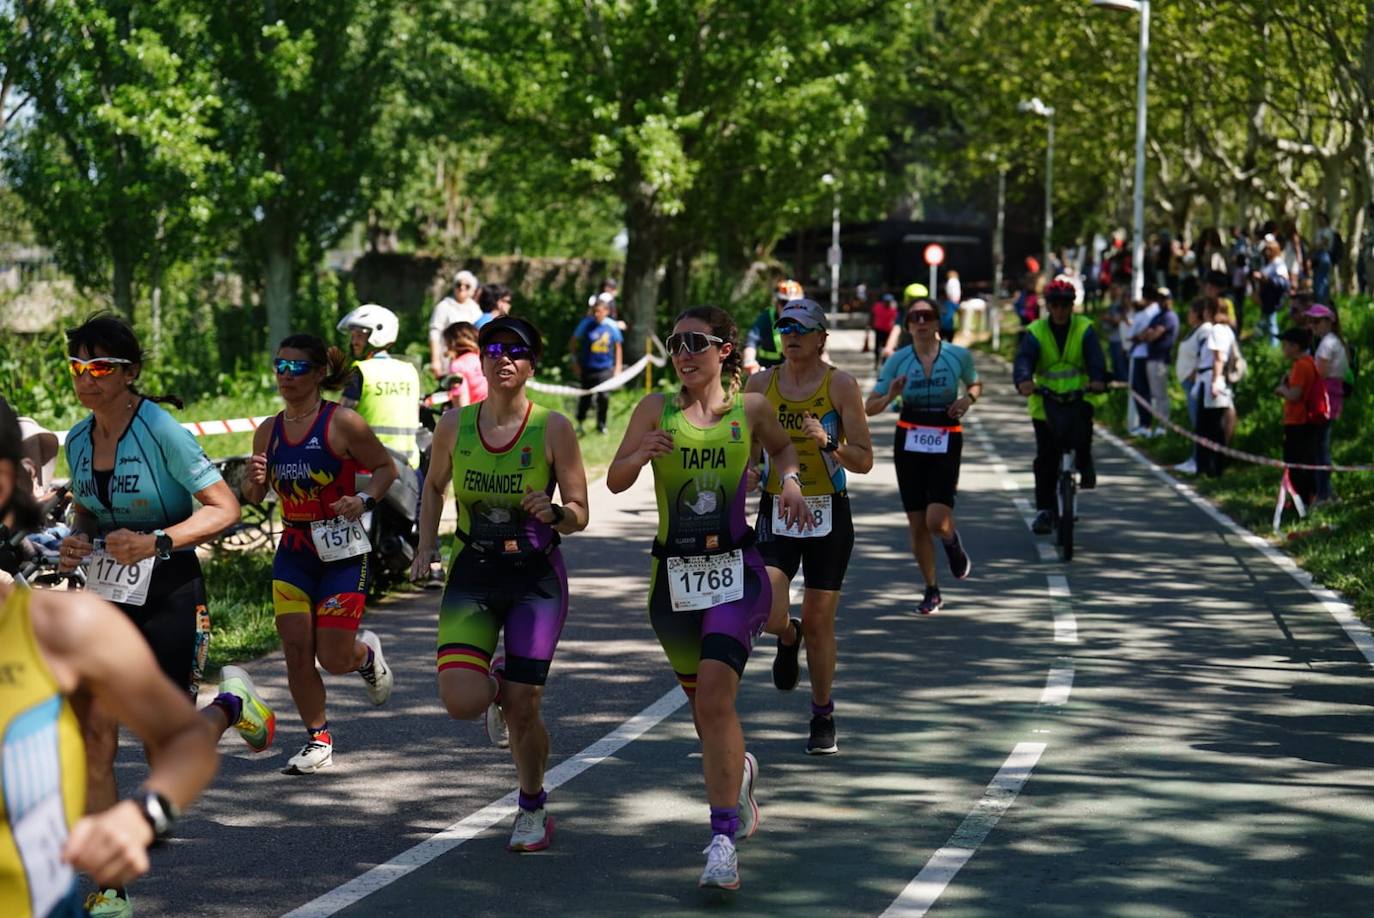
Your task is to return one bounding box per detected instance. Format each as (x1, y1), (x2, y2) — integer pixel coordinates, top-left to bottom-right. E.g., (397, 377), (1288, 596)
(202, 549), (278, 672)
(975, 298), (1374, 624)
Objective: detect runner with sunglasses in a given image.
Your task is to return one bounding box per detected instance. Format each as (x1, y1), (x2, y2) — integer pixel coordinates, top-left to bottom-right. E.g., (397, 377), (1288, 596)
(57, 314), (274, 915)
(743, 299), (873, 756)
(239, 335), (397, 775)
(609, 306), (812, 891)
(865, 299), (982, 615)
(414, 316), (589, 853)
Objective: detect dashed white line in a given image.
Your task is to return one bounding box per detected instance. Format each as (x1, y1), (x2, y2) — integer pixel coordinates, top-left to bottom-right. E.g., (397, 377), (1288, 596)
(880, 742), (1048, 917)
(1039, 664), (1074, 706)
(281, 688), (688, 917)
(1047, 574), (1077, 644)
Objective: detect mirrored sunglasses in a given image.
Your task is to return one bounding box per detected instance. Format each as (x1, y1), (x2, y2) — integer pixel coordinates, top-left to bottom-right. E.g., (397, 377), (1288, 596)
(273, 358), (315, 377)
(666, 331), (724, 356)
(68, 357), (133, 378)
(482, 342), (534, 361)
(775, 321), (819, 336)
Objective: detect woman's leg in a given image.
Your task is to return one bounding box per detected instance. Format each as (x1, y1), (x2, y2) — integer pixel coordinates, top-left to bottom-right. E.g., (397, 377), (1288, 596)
(906, 510), (937, 585)
(276, 611), (326, 729)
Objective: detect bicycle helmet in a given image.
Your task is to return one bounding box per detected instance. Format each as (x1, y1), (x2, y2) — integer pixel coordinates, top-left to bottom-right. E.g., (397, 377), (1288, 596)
(1044, 278), (1077, 305)
(774, 279), (804, 303)
(337, 304), (399, 349)
(902, 282), (929, 302)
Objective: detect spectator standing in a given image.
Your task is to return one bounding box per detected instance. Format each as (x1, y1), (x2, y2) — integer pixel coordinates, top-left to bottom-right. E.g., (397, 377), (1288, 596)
(1281, 220), (1306, 289)
(1099, 281), (1130, 382)
(869, 294), (898, 370)
(1141, 288), (1178, 436)
(944, 269), (961, 309)
(1172, 299), (1209, 474)
(1275, 327), (1330, 507)
(1255, 239), (1289, 344)
(1195, 297), (1236, 478)
(587, 277), (619, 311)
(443, 322), (487, 407)
(1202, 270), (1238, 330)
(430, 270), (482, 378)
(569, 297), (624, 434)
(1308, 304), (1349, 503)
(1126, 293), (1160, 435)
(474, 283), (512, 330)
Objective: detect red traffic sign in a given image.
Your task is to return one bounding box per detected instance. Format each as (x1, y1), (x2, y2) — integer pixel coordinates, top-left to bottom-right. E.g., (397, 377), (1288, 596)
(923, 243), (945, 266)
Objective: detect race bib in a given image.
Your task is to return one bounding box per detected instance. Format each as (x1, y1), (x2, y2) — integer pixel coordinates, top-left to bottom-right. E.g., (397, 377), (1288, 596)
(666, 550), (745, 612)
(772, 494), (833, 539)
(904, 426), (951, 454)
(311, 517), (372, 562)
(85, 547), (154, 606)
(12, 794), (73, 918)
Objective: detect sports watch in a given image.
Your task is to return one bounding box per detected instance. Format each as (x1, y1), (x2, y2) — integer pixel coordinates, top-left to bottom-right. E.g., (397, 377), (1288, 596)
(781, 471), (803, 489)
(356, 493), (377, 512)
(136, 789), (180, 846)
(152, 530), (173, 560)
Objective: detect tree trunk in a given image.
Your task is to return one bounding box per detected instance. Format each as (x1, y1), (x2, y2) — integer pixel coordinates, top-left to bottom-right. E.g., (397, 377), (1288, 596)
(621, 191), (663, 362)
(111, 252), (135, 319)
(666, 246), (692, 319)
(263, 214), (294, 352)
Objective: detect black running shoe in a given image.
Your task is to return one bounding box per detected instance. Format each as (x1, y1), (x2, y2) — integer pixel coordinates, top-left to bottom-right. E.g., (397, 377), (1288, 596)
(806, 714), (838, 755)
(772, 618), (802, 691)
(918, 585), (943, 615)
(1031, 510), (1054, 535)
(943, 531), (972, 580)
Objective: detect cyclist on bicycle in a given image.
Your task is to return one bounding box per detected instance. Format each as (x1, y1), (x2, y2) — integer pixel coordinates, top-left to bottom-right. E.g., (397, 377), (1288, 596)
(1013, 278), (1108, 535)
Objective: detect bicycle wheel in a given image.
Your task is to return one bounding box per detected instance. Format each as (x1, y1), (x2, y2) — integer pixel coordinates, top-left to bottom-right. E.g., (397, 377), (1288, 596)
(1057, 474), (1076, 561)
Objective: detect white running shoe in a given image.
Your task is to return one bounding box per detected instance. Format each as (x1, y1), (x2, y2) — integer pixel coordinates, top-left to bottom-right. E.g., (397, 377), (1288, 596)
(358, 630), (393, 705)
(737, 752), (759, 841)
(485, 655), (509, 749)
(283, 738), (333, 775)
(508, 807), (554, 852)
(698, 834), (740, 890)
(1172, 459), (1198, 475)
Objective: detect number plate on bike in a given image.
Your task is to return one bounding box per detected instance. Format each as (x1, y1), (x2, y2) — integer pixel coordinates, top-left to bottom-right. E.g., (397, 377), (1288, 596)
(772, 494), (832, 538)
(904, 426), (950, 454)
(85, 548), (154, 606)
(311, 517), (372, 562)
(666, 550), (744, 612)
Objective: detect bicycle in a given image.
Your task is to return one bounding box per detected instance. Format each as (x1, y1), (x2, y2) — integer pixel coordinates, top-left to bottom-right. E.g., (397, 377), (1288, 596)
(1035, 387), (1087, 561)
(212, 455), (279, 551)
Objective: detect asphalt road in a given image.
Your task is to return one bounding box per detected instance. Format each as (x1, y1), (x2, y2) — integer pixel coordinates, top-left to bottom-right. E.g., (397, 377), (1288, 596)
(111, 332), (1374, 917)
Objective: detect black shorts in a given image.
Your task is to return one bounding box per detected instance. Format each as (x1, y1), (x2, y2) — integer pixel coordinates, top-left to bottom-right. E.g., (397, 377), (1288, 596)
(755, 491), (855, 591)
(893, 425), (963, 512)
(114, 551), (210, 699)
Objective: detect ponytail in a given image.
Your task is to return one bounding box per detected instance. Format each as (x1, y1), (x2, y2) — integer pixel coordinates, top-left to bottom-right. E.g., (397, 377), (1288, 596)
(673, 305), (743, 417)
(279, 334), (352, 393)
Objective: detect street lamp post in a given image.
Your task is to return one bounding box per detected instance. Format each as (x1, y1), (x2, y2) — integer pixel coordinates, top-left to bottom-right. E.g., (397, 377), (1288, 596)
(1093, 0), (1150, 303)
(822, 173), (840, 312)
(1018, 97), (1055, 280)
(993, 163), (1008, 350)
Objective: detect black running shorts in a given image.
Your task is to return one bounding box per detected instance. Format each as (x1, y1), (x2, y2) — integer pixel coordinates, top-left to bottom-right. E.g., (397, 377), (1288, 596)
(755, 491), (855, 591)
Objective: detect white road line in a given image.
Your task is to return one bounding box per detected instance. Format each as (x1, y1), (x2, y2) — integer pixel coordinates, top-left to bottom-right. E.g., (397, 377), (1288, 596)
(880, 742), (1048, 917)
(1039, 664), (1074, 706)
(1097, 428), (1374, 668)
(1047, 574), (1077, 644)
(281, 688), (688, 918)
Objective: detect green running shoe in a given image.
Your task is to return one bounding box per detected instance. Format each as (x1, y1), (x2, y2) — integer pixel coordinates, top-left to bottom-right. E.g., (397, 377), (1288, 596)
(84, 889), (133, 917)
(218, 665), (276, 753)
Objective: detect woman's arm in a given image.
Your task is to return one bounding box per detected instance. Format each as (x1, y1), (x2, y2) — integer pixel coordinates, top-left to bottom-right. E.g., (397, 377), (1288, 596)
(827, 373), (874, 473)
(332, 407), (399, 520)
(240, 422), (273, 506)
(412, 409), (458, 580)
(745, 393), (812, 531)
(523, 413), (589, 535)
(607, 395), (671, 493)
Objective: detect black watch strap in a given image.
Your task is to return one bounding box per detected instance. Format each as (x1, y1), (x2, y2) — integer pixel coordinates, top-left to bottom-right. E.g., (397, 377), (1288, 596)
(358, 493), (377, 512)
(138, 790), (179, 846)
(821, 435), (840, 454)
(550, 503), (567, 526)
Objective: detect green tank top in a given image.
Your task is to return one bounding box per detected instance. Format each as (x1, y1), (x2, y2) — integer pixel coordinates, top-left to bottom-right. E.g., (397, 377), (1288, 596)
(451, 401), (556, 557)
(651, 396), (753, 555)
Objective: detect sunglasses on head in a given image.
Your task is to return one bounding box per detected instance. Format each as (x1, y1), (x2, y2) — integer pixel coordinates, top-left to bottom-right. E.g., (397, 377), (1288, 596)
(482, 341), (534, 361)
(666, 331), (724, 356)
(775, 321), (819, 336)
(68, 356), (133, 378)
(274, 358), (315, 377)
(907, 311), (938, 325)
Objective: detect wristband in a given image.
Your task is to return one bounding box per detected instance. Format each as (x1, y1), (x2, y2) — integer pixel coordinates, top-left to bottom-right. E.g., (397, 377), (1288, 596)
(549, 504), (567, 526)
(821, 435), (840, 454)
(137, 789), (180, 847)
(781, 471), (802, 489)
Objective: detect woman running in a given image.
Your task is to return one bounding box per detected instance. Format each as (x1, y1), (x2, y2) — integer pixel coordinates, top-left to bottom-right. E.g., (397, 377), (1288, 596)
(413, 316), (589, 853)
(865, 298), (981, 615)
(609, 306), (812, 891)
(1, 397), (219, 918)
(242, 334), (398, 775)
(56, 314), (274, 913)
(744, 299), (873, 757)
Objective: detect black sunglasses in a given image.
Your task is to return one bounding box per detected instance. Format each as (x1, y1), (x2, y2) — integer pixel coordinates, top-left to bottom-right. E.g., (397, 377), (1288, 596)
(907, 312), (937, 325)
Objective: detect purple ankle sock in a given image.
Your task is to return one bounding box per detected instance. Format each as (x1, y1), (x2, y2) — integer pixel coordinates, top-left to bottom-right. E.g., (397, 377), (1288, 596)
(811, 699), (834, 718)
(709, 806), (739, 840)
(212, 692), (243, 725)
(518, 788), (547, 812)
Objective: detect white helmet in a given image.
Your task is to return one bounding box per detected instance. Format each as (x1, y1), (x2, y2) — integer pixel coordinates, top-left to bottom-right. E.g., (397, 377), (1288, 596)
(337, 304), (398, 349)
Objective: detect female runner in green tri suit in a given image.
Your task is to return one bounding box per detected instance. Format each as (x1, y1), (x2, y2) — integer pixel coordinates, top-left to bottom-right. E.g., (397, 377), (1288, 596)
(608, 305), (812, 891)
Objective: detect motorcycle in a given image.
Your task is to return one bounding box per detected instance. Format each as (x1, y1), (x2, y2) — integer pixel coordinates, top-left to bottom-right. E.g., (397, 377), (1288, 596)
(2, 485), (86, 589)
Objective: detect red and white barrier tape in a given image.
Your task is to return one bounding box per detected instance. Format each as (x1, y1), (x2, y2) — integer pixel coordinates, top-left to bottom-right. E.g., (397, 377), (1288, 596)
(1123, 388), (1374, 473)
(54, 415), (272, 446)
